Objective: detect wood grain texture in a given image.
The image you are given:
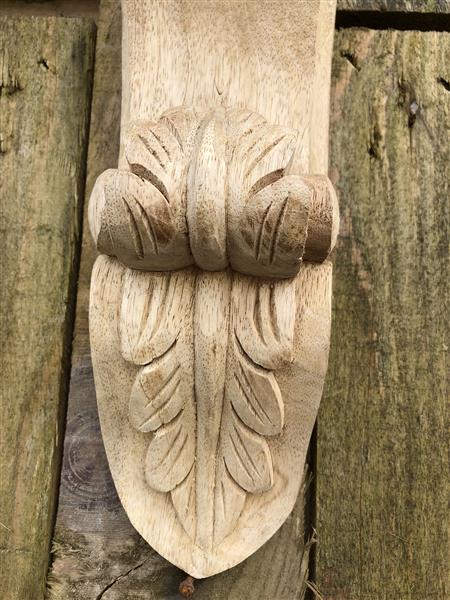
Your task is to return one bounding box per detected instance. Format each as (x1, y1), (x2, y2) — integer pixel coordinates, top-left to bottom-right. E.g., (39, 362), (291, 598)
(337, 0), (450, 12)
(0, 16), (95, 600)
(48, 0), (335, 596)
(0, 0), (99, 18)
(89, 256), (332, 577)
(120, 0), (335, 175)
(317, 29), (450, 600)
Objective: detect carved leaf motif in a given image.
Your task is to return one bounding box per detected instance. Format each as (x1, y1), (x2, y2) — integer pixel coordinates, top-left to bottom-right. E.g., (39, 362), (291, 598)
(210, 273), (294, 543)
(107, 109), (308, 548)
(90, 108), (338, 279)
(120, 269), (294, 547)
(171, 466), (196, 541)
(125, 122), (178, 198)
(213, 459), (246, 545)
(228, 338), (283, 436)
(129, 345), (184, 433)
(145, 405), (195, 493)
(120, 268), (196, 521)
(223, 407), (273, 493)
(119, 269), (194, 365)
(233, 274), (296, 370)
(239, 175), (312, 275)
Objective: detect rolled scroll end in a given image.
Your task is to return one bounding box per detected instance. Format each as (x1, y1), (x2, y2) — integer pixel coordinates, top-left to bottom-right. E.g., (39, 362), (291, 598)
(88, 169), (110, 250)
(88, 109), (340, 275)
(303, 175), (339, 262)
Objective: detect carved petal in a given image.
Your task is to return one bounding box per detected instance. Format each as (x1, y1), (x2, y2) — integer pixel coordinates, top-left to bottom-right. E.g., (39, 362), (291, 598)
(159, 107), (200, 153)
(223, 408), (273, 494)
(233, 274), (296, 370)
(213, 460), (246, 545)
(119, 269), (194, 365)
(121, 268), (196, 529)
(145, 405), (195, 493)
(234, 175), (312, 278)
(171, 467), (196, 540)
(129, 347), (184, 433)
(88, 168), (192, 270)
(229, 338), (283, 436)
(226, 111), (310, 278)
(230, 120), (298, 196)
(124, 120), (184, 201)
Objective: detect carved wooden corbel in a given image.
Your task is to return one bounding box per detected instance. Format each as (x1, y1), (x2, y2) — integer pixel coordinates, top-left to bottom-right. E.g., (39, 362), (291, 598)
(89, 0), (338, 578)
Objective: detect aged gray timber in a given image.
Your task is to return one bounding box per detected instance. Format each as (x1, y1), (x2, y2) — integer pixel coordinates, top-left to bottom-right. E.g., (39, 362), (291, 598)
(317, 29), (450, 600)
(0, 16), (95, 600)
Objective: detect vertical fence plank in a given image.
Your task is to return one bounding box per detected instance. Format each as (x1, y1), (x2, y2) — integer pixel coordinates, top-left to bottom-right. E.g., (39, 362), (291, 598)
(317, 30), (449, 599)
(0, 16), (95, 600)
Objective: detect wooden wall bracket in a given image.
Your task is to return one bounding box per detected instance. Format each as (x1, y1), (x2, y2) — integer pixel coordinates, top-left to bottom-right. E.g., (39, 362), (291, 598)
(89, 0), (337, 578)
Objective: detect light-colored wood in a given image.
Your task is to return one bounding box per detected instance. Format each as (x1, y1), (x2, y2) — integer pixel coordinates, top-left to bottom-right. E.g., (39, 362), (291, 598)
(88, 0), (337, 578)
(47, 2), (317, 596)
(317, 29), (450, 599)
(0, 16), (95, 600)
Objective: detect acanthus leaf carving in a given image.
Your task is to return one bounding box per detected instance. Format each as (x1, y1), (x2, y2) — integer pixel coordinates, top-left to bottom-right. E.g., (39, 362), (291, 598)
(117, 262), (296, 549)
(89, 105), (338, 573)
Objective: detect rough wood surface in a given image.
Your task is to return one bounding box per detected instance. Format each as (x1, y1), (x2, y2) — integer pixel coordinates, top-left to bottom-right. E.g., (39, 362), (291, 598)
(317, 29), (450, 600)
(337, 0), (450, 12)
(0, 16), (95, 600)
(4, 0), (450, 19)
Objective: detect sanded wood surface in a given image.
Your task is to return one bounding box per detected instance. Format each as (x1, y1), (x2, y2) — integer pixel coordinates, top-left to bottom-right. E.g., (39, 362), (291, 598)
(95, 0), (336, 580)
(317, 29), (450, 599)
(0, 16), (95, 600)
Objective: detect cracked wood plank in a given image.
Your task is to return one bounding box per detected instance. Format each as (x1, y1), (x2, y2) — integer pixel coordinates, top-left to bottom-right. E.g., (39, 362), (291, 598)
(317, 29), (450, 600)
(0, 16), (95, 600)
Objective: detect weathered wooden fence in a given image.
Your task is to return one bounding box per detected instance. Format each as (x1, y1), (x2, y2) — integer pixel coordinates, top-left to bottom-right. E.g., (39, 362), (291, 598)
(1, 1), (448, 599)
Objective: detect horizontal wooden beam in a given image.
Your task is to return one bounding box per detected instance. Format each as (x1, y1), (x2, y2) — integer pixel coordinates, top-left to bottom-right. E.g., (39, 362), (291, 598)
(338, 0), (450, 12)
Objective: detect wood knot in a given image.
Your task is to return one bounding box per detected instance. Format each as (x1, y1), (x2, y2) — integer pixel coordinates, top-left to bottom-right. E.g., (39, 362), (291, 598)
(179, 575), (195, 598)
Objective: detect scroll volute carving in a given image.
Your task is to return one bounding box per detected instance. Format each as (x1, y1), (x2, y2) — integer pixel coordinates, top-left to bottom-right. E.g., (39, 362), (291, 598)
(89, 107), (338, 277)
(89, 107), (338, 577)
